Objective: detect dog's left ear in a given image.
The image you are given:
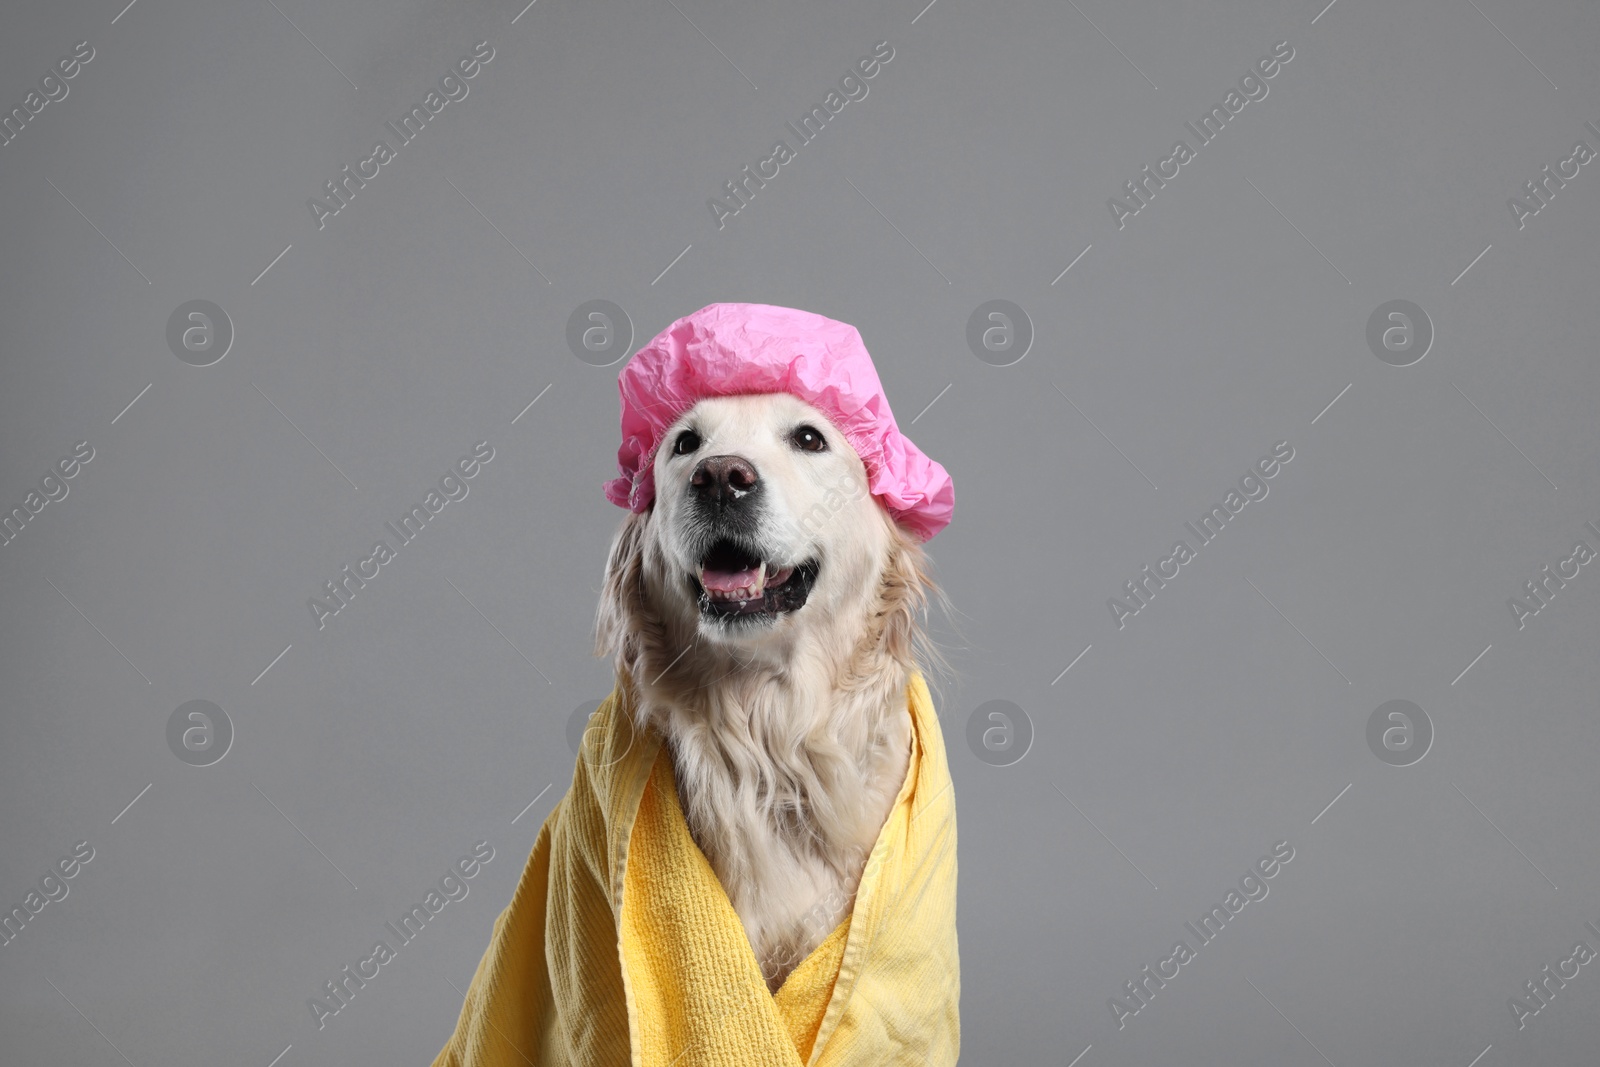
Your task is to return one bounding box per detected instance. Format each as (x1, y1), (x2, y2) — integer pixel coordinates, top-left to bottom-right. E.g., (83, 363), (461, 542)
(877, 523), (937, 670)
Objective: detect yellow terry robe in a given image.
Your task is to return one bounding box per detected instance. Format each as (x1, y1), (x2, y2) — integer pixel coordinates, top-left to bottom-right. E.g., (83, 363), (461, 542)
(432, 674), (959, 1066)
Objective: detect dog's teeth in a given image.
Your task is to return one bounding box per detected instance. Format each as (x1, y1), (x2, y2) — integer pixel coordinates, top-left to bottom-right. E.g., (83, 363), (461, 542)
(699, 561), (769, 604)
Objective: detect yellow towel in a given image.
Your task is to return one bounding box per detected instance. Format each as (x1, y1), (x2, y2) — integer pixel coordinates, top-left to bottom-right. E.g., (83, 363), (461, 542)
(432, 673), (959, 1066)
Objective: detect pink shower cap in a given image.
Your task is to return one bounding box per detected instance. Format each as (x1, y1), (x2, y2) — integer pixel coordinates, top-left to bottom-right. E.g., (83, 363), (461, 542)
(604, 303), (954, 541)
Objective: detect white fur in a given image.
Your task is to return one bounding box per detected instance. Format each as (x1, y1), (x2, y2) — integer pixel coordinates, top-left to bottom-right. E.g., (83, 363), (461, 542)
(596, 394), (936, 990)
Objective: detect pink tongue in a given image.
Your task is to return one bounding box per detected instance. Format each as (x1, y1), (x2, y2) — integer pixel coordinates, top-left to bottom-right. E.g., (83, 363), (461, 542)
(700, 567), (761, 592)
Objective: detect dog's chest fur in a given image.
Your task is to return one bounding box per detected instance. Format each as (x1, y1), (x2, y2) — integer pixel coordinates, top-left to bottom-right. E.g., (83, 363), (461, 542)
(648, 673), (913, 992)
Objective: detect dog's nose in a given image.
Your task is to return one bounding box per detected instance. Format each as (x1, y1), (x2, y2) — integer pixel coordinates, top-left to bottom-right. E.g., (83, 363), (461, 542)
(691, 454), (760, 505)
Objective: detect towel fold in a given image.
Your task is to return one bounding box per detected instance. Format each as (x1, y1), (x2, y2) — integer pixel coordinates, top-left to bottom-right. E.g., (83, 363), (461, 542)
(431, 674), (959, 1066)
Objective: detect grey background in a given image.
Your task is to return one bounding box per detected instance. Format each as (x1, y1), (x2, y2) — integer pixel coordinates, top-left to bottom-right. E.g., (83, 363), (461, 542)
(2, 0), (1597, 1063)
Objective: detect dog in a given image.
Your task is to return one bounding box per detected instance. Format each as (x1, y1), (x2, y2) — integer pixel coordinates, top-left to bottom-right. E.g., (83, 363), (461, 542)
(595, 391), (943, 992)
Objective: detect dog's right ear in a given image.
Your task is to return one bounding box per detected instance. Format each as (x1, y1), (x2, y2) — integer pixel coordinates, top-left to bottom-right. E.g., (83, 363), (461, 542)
(595, 509), (649, 664)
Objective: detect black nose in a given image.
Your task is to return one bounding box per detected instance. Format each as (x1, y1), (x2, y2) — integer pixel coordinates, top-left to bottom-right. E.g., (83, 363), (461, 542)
(691, 454), (760, 506)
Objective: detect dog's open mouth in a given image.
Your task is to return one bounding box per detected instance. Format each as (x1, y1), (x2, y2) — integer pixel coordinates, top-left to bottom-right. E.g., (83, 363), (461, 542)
(691, 539), (818, 620)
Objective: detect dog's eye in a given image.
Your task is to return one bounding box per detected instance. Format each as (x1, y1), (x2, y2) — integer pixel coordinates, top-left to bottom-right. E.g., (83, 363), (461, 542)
(672, 430), (702, 456)
(790, 425), (828, 453)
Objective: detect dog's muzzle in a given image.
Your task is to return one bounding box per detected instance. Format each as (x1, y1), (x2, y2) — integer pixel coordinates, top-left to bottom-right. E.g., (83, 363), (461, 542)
(684, 454), (819, 622)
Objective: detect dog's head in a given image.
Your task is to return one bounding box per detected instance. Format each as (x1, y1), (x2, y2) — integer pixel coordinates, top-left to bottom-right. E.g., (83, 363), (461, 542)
(597, 392), (934, 678)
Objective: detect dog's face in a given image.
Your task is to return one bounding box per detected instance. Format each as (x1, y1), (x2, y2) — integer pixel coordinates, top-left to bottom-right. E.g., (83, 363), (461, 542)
(642, 393), (895, 648)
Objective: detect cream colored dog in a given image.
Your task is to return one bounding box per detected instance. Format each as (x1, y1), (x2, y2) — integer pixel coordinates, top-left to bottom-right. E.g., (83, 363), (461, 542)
(596, 392), (942, 991)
